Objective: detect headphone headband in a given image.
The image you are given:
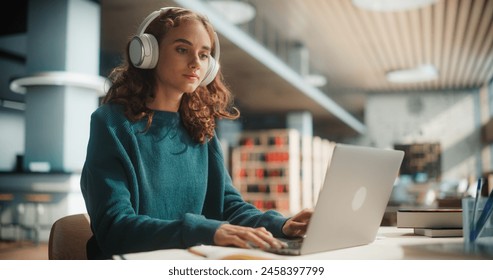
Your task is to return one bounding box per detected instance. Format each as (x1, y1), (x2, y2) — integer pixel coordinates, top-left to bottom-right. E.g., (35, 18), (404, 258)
(135, 7), (219, 57)
(136, 8), (171, 36)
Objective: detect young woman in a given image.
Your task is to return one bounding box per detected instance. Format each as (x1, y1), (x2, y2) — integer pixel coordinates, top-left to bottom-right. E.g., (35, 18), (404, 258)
(81, 7), (312, 259)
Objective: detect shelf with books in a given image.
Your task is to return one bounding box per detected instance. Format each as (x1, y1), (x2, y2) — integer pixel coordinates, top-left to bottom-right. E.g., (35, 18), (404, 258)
(394, 142), (441, 180)
(232, 129), (301, 216)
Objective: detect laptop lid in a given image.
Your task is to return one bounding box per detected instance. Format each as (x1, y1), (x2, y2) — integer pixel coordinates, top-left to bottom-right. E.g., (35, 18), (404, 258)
(300, 144), (404, 255)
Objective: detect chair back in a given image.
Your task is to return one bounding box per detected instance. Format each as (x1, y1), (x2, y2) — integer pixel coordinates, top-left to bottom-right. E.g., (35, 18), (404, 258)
(48, 213), (92, 260)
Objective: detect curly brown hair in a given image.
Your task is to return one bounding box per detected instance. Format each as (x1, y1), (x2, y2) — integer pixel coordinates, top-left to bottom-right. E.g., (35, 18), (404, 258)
(102, 7), (239, 143)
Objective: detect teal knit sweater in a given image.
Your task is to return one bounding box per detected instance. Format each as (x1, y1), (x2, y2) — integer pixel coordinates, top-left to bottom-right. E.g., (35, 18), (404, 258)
(80, 104), (288, 259)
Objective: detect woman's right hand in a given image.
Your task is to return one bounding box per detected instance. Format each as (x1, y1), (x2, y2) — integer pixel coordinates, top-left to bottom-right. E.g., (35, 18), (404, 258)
(213, 224), (285, 250)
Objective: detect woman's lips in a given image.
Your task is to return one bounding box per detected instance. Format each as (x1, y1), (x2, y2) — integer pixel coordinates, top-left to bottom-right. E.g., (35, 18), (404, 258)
(184, 73), (199, 80)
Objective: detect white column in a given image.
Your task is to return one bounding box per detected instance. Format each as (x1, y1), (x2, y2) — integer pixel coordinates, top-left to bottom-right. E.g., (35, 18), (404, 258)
(21, 0), (102, 172)
(287, 111), (314, 209)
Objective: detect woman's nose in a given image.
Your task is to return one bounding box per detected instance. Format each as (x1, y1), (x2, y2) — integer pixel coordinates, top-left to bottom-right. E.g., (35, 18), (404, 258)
(189, 55), (200, 69)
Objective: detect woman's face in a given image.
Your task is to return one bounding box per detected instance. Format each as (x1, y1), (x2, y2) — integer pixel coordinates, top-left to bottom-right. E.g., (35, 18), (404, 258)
(154, 19), (212, 95)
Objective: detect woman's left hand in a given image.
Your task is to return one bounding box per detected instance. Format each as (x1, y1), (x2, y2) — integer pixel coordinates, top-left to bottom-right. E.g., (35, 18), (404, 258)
(282, 208), (313, 237)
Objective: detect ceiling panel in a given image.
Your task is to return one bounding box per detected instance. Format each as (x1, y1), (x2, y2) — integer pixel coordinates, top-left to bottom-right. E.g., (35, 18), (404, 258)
(247, 0), (493, 92)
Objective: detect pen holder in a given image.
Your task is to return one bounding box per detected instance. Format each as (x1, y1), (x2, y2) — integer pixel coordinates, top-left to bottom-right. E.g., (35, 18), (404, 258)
(462, 197), (493, 249)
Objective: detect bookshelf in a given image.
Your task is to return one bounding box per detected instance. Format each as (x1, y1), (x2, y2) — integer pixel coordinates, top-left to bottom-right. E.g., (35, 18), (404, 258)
(232, 129), (301, 216)
(231, 129), (337, 216)
(394, 143), (441, 180)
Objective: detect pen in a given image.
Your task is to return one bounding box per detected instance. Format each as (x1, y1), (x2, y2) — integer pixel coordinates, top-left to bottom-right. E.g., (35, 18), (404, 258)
(469, 178), (482, 242)
(471, 186), (493, 242)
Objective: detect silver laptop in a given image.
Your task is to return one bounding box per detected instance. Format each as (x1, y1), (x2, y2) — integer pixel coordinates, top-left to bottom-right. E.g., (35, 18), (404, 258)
(265, 144), (404, 255)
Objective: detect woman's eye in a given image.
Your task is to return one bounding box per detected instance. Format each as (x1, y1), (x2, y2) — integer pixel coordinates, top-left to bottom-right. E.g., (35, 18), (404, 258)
(176, 47), (187, 54)
(200, 53), (209, 60)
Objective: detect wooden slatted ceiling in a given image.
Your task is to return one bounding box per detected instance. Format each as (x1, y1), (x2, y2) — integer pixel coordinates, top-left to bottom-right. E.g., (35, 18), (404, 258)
(248, 0), (493, 92)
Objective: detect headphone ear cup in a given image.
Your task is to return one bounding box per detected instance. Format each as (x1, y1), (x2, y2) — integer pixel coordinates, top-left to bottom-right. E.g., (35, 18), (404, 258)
(128, 34), (159, 69)
(200, 57), (220, 86)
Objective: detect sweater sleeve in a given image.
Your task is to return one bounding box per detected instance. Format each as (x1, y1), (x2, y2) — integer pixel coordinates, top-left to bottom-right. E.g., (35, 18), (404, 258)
(80, 108), (223, 258)
(207, 136), (289, 237)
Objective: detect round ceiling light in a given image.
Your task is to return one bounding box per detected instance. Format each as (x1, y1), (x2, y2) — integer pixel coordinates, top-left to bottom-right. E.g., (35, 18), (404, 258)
(304, 74), (327, 87)
(208, 0), (256, 24)
(386, 64), (438, 83)
(352, 0), (437, 12)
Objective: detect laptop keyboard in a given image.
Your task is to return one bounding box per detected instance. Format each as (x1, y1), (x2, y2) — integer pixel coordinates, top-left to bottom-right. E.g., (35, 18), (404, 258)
(259, 238), (304, 256)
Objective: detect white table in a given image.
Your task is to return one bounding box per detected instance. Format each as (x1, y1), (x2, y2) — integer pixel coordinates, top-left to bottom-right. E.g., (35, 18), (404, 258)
(114, 227), (492, 260)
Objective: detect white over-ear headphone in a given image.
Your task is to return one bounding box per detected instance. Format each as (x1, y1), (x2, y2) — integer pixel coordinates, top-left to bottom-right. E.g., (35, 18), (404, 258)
(128, 7), (221, 86)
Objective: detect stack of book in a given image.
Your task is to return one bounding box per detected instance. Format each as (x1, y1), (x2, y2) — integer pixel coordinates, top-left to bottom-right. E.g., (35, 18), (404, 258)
(396, 209), (463, 237)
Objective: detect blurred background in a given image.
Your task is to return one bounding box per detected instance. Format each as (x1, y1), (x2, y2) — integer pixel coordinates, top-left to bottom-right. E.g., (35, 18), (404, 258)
(0, 0), (492, 258)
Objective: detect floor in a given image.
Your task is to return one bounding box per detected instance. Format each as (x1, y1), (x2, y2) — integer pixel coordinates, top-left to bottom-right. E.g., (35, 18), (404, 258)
(0, 240), (48, 260)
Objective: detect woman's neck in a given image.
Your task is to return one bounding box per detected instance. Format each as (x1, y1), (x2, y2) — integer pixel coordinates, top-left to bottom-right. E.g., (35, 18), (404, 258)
(147, 90), (184, 112)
